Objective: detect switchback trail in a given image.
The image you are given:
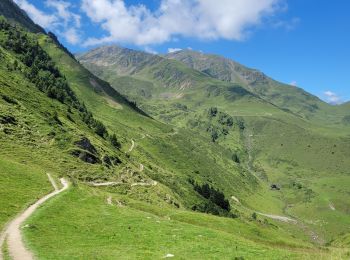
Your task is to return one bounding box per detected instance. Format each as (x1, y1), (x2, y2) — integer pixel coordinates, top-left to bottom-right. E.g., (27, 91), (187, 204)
(0, 174), (69, 260)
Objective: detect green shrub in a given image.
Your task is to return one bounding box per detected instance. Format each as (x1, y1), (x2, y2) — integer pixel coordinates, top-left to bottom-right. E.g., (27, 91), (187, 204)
(109, 134), (121, 149)
(189, 179), (231, 213)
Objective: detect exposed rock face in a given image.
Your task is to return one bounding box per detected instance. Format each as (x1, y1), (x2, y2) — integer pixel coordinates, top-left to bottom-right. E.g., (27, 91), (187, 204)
(74, 137), (98, 155)
(71, 150), (101, 164)
(72, 137), (101, 164)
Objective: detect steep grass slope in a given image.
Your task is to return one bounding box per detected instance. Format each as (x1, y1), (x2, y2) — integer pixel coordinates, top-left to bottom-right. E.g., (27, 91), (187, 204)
(0, 14), (335, 259)
(0, 18), (136, 232)
(79, 45), (350, 246)
(166, 50), (348, 123)
(0, 1), (349, 258)
(0, 0), (44, 33)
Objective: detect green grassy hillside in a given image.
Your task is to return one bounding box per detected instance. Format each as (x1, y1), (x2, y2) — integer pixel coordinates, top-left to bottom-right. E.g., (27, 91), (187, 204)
(165, 50), (347, 122)
(0, 0), (44, 33)
(1, 1), (350, 258)
(23, 185), (342, 260)
(78, 45), (350, 248)
(0, 14), (337, 259)
(0, 17), (137, 231)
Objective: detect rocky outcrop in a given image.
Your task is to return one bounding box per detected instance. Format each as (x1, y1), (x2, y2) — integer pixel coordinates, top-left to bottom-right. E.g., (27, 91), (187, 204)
(74, 137), (98, 155)
(71, 149), (101, 164)
(72, 137), (101, 164)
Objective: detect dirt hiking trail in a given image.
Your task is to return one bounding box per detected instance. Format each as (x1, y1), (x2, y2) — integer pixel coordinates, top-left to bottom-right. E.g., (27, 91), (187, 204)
(0, 174), (68, 260)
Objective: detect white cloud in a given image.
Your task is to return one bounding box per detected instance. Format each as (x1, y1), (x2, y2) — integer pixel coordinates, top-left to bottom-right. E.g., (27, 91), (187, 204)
(323, 91), (343, 105)
(62, 28), (81, 44)
(45, 0), (82, 44)
(14, 0), (82, 44)
(144, 46), (158, 54)
(14, 0), (57, 28)
(82, 0), (284, 46)
(273, 17), (300, 31)
(168, 48), (182, 53)
(289, 81), (297, 86)
(45, 0), (81, 28)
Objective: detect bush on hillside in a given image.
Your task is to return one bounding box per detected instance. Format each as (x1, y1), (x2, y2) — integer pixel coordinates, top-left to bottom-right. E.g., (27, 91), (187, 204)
(110, 134), (121, 149)
(218, 112), (234, 127)
(232, 153), (240, 163)
(208, 107), (218, 117)
(189, 179), (231, 213)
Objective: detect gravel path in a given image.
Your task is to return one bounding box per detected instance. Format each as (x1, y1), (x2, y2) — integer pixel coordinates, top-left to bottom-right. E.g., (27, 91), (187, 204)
(88, 182), (122, 187)
(257, 212), (297, 223)
(128, 139), (135, 153)
(0, 175), (68, 260)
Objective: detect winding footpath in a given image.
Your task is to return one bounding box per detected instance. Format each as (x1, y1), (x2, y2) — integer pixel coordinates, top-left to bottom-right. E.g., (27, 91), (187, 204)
(127, 139), (135, 153)
(89, 181), (122, 187)
(257, 212), (297, 223)
(0, 174), (69, 260)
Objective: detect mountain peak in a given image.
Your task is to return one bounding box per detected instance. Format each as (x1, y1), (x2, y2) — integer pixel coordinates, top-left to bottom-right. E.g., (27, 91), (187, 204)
(78, 45), (163, 76)
(166, 48), (265, 84)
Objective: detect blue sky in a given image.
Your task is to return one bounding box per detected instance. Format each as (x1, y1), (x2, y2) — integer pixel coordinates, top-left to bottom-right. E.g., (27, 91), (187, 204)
(15, 0), (350, 104)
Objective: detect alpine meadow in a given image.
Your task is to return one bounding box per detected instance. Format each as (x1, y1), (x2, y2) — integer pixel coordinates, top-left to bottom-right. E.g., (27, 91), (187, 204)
(0, 0), (349, 259)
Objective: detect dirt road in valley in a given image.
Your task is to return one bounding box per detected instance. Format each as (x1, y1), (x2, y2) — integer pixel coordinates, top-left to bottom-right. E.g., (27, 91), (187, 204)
(0, 174), (68, 260)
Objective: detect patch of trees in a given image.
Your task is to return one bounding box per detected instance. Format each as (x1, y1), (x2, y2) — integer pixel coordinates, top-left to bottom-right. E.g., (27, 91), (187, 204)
(109, 134), (121, 149)
(206, 107), (235, 142)
(232, 153), (240, 163)
(0, 18), (121, 148)
(189, 179), (232, 217)
(218, 112), (234, 127)
(208, 107), (234, 127)
(206, 126), (220, 142)
(2, 22), (79, 107)
(208, 107), (218, 117)
(237, 119), (245, 130)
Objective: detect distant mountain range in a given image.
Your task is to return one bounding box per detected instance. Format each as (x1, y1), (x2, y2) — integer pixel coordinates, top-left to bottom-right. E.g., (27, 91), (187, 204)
(78, 45), (349, 125)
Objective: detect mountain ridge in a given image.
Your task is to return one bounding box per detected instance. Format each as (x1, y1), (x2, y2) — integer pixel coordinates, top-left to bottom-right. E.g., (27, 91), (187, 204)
(0, 0), (44, 33)
(79, 46), (338, 121)
(165, 49), (332, 115)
